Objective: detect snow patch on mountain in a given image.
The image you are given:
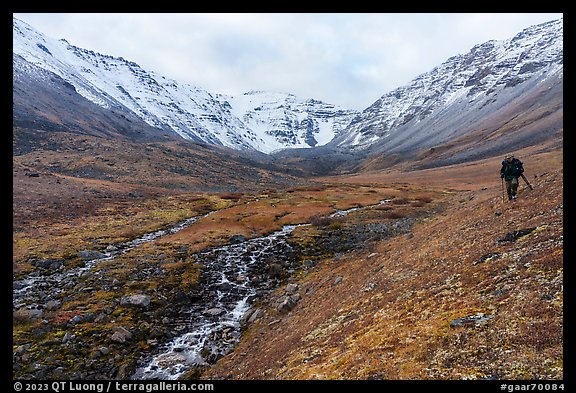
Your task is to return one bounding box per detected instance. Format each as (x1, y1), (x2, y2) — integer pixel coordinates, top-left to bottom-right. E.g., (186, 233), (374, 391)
(332, 18), (563, 152)
(13, 17), (358, 154)
(222, 91), (358, 153)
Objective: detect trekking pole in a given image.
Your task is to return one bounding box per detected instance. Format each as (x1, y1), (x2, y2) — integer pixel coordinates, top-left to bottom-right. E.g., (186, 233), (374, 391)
(501, 177), (506, 202)
(520, 173), (533, 190)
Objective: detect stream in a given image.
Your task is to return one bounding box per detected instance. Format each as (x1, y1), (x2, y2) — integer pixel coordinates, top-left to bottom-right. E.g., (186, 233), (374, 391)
(131, 224), (303, 380)
(131, 200), (393, 380)
(13, 213), (211, 309)
(13, 199), (392, 380)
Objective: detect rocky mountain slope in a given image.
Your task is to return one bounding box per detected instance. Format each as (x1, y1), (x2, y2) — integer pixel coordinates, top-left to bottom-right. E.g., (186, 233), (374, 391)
(14, 16), (562, 164)
(329, 18), (563, 168)
(13, 17), (358, 153)
(225, 91), (358, 153)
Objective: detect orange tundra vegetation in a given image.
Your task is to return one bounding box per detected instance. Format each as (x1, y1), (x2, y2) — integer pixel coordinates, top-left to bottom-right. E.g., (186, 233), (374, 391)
(202, 148), (563, 380)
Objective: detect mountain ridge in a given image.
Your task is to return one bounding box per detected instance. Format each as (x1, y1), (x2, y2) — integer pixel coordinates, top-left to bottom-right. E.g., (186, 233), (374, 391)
(13, 17), (359, 154)
(13, 16), (563, 171)
(327, 18), (563, 167)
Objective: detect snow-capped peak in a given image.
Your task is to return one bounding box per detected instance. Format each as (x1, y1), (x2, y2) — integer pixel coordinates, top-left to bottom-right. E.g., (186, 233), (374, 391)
(13, 17), (359, 153)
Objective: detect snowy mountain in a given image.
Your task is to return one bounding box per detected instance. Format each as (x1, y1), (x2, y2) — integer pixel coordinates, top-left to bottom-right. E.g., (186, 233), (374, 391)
(331, 18), (563, 158)
(224, 91), (358, 153)
(12, 17), (358, 154)
(13, 16), (562, 165)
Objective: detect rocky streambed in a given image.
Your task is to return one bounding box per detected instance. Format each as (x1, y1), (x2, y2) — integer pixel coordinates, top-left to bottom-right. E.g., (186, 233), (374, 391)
(13, 200), (417, 380)
(13, 210), (305, 380)
(13, 214), (209, 311)
(131, 224), (303, 380)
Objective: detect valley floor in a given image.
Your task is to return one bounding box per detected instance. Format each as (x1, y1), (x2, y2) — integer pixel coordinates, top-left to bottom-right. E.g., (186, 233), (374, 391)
(12, 147), (563, 381)
(203, 148), (564, 380)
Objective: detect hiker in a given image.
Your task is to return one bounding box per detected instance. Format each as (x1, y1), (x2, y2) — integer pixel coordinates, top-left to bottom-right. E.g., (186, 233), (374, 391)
(500, 154), (524, 200)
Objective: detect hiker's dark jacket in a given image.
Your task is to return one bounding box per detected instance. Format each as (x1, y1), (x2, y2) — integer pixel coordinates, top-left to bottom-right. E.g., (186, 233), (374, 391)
(500, 158), (524, 181)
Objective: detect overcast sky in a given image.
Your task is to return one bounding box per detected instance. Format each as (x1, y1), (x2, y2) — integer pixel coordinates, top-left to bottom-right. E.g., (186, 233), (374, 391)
(13, 13), (563, 110)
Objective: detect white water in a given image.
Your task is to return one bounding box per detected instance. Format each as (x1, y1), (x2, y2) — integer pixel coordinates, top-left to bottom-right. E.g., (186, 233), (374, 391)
(13, 213), (211, 307)
(14, 199), (391, 380)
(131, 224), (301, 380)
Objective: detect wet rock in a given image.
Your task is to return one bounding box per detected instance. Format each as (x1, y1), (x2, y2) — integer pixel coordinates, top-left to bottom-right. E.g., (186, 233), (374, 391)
(120, 294), (151, 308)
(205, 307), (225, 316)
(110, 326), (132, 344)
(450, 313), (494, 328)
(78, 250), (107, 260)
(32, 258), (64, 270)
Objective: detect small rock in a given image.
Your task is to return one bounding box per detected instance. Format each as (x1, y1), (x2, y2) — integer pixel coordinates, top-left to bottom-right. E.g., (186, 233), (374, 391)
(14, 307), (43, 321)
(303, 259), (316, 269)
(450, 313), (494, 328)
(62, 332), (75, 344)
(229, 234), (247, 244)
(205, 307), (225, 316)
(268, 319), (281, 327)
(110, 326), (132, 344)
(120, 294), (151, 308)
(247, 309), (262, 324)
(78, 250), (107, 260)
(285, 283), (299, 294)
(44, 300), (62, 310)
(497, 227), (537, 243)
(277, 296), (297, 313)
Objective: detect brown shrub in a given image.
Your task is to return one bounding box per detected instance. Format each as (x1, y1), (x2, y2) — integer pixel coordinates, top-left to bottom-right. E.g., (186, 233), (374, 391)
(219, 192), (243, 201)
(392, 197), (410, 205)
(309, 214), (340, 227)
(415, 195), (434, 203)
(514, 321), (563, 351)
(381, 211), (406, 219)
